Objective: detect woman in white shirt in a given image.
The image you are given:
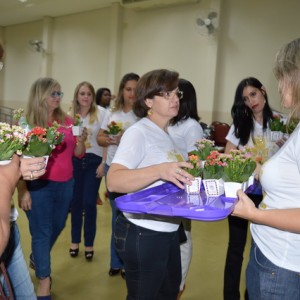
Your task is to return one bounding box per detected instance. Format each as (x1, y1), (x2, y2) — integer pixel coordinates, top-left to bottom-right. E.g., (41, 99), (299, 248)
(107, 69), (194, 300)
(232, 38), (300, 299)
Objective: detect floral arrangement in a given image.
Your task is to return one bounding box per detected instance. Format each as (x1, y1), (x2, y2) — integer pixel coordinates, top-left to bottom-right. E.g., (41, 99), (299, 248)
(23, 122), (65, 157)
(190, 139), (216, 161)
(202, 150), (226, 179)
(73, 114), (83, 126)
(221, 148), (256, 183)
(104, 121), (123, 135)
(185, 154), (202, 177)
(0, 122), (27, 160)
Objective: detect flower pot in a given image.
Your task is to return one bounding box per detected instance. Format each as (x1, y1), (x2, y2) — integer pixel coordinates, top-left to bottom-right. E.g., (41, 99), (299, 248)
(270, 131), (283, 142)
(23, 155), (49, 168)
(0, 160), (11, 165)
(203, 178), (224, 197)
(185, 177), (202, 194)
(223, 175), (255, 198)
(72, 126), (83, 136)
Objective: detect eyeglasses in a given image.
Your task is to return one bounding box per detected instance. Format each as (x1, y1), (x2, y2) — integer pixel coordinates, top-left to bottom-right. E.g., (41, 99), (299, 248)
(157, 89), (183, 100)
(0, 62), (3, 71)
(50, 91), (64, 98)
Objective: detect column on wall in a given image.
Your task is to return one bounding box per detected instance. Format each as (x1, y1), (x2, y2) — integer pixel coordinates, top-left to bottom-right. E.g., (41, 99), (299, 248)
(107, 3), (123, 92)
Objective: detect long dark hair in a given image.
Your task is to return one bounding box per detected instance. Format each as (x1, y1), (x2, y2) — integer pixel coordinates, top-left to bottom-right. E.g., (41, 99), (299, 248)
(169, 78), (200, 126)
(231, 77), (273, 145)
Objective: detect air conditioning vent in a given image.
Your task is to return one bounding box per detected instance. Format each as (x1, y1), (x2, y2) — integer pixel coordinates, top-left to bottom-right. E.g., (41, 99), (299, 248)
(121, 0), (200, 10)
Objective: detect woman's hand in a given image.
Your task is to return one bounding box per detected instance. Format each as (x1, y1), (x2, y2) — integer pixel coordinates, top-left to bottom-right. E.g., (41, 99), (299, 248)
(18, 187), (32, 211)
(159, 161), (195, 189)
(20, 156), (46, 180)
(76, 127), (88, 144)
(231, 189), (257, 220)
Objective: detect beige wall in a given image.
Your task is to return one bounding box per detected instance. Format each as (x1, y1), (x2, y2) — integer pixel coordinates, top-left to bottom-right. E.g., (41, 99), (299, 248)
(0, 0), (299, 125)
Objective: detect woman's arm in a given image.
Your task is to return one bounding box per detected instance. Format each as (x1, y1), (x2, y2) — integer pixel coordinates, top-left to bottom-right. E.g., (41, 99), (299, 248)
(224, 140), (237, 154)
(107, 161), (194, 193)
(232, 190), (300, 233)
(74, 127), (88, 157)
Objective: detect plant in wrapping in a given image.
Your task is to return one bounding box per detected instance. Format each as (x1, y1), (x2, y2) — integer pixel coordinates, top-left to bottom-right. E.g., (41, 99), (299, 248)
(202, 150), (226, 179)
(23, 122), (65, 157)
(284, 117), (299, 134)
(191, 139), (216, 161)
(0, 122), (27, 160)
(104, 121), (123, 135)
(222, 148), (256, 183)
(185, 154), (202, 177)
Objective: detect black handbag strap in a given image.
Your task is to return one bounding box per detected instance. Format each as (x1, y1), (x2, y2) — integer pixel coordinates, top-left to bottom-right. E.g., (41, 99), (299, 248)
(0, 260), (13, 300)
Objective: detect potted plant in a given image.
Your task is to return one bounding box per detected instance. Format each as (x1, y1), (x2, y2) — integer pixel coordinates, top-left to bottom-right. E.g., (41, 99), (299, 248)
(104, 121), (123, 137)
(202, 150), (226, 197)
(190, 139), (216, 167)
(23, 122), (65, 165)
(184, 154), (202, 194)
(72, 114), (83, 136)
(0, 122), (27, 164)
(222, 148), (256, 198)
(269, 114), (285, 142)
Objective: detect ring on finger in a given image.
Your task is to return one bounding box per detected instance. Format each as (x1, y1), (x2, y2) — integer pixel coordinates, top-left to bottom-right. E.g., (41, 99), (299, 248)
(176, 168), (182, 174)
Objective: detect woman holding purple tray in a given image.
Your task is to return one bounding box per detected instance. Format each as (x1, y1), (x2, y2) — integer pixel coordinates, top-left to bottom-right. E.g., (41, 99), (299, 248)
(107, 69), (194, 300)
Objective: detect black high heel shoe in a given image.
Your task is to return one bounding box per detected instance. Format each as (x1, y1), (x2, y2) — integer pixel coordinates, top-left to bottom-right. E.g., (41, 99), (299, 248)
(85, 250), (94, 261)
(69, 248), (79, 258)
(108, 268), (120, 276)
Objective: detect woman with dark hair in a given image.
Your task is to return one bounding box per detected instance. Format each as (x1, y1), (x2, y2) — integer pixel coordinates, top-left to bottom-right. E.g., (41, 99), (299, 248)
(97, 73), (140, 278)
(223, 77), (282, 300)
(168, 78), (203, 299)
(107, 69), (194, 299)
(95, 87), (112, 109)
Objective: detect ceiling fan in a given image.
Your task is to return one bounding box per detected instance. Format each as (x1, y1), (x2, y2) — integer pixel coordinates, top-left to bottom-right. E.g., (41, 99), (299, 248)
(196, 11), (218, 35)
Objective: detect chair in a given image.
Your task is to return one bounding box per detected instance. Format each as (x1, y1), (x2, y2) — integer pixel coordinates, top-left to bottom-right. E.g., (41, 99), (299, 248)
(211, 121), (230, 148)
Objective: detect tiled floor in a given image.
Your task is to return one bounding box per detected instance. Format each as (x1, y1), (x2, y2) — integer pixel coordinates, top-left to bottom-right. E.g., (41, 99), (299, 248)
(16, 182), (251, 299)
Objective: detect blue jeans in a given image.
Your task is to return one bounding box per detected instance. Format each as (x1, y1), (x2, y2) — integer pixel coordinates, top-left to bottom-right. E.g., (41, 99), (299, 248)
(26, 178), (74, 278)
(246, 242), (300, 300)
(104, 164), (124, 269)
(2, 222), (36, 299)
(115, 213), (181, 300)
(71, 154), (102, 246)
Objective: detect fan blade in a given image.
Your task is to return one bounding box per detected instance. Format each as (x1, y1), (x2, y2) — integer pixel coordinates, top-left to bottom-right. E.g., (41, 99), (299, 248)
(207, 24), (214, 34)
(208, 11), (217, 20)
(196, 17), (205, 26)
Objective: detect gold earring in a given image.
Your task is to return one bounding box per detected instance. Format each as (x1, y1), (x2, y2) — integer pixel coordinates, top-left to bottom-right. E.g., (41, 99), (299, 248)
(147, 108), (153, 116)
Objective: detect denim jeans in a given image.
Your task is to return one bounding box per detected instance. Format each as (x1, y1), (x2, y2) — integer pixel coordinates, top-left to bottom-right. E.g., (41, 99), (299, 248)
(115, 213), (181, 300)
(223, 194), (262, 300)
(71, 154), (102, 246)
(104, 163), (125, 269)
(2, 222), (36, 299)
(246, 242), (300, 300)
(26, 178), (74, 278)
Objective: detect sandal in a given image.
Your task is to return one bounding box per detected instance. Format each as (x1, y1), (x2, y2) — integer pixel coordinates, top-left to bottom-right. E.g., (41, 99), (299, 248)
(85, 250), (94, 261)
(69, 248), (79, 258)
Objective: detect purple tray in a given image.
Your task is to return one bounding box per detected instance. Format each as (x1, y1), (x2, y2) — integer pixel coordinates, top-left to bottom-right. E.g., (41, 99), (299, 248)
(115, 182), (238, 221)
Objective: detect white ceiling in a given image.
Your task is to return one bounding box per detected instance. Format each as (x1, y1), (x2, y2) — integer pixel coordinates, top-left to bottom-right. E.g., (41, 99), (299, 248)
(0, 0), (120, 27)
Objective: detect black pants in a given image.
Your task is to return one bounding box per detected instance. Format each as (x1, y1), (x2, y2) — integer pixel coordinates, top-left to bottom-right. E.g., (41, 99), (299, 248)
(223, 195), (262, 300)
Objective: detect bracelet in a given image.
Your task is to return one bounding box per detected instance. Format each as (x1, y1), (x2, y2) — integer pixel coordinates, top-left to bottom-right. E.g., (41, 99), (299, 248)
(101, 160), (106, 165)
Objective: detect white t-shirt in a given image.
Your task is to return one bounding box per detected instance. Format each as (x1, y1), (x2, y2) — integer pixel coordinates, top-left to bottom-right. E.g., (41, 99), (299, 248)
(112, 117), (183, 232)
(101, 109), (139, 165)
(251, 124), (300, 272)
(81, 106), (107, 157)
(168, 118), (204, 161)
(226, 119), (279, 163)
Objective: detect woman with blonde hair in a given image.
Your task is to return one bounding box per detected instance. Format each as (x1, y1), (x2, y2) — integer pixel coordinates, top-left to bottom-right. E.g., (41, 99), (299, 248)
(18, 77), (87, 299)
(69, 81), (106, 260)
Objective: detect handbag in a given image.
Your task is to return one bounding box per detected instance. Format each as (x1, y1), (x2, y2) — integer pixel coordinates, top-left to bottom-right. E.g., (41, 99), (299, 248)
(0, 259), (14, 300)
